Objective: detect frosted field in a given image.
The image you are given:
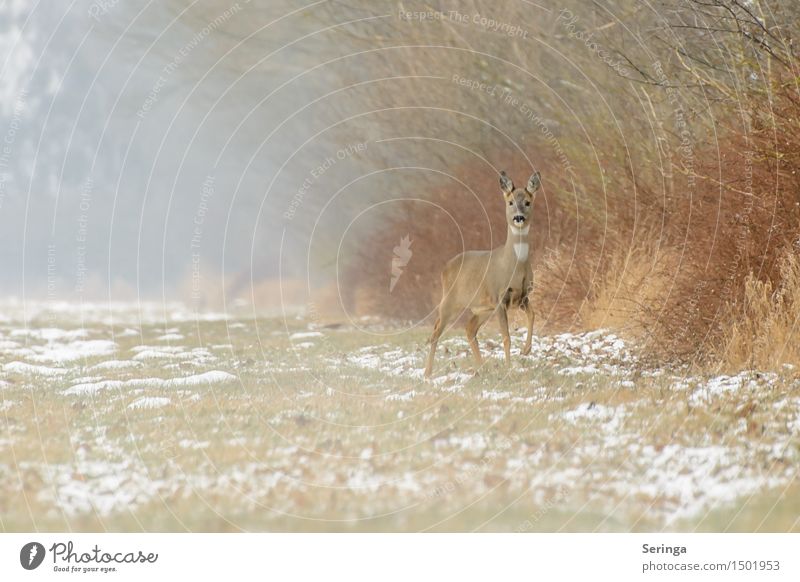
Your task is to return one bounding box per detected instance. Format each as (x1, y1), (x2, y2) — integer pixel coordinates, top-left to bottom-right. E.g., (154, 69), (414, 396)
(0, 301), (798, 531)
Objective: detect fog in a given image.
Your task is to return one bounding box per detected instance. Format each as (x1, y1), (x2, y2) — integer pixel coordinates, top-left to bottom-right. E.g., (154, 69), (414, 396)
(8, 0), (788, 323)
(0, 1), (371, 304)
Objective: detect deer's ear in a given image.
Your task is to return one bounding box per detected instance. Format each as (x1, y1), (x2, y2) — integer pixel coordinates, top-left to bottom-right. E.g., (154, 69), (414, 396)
(500, 171), (514, 196)
(526, 171), (541, 195)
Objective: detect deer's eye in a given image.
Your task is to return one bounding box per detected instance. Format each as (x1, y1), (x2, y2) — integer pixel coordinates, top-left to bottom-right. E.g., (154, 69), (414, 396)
(525, 200), (531, 207)
(508, 201), (513, 206)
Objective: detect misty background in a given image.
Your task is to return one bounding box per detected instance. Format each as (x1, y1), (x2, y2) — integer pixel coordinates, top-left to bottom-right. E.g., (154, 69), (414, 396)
(4, 0), (795, 342)
(0, 0), (387, 306)
(0, 0), (642, 312)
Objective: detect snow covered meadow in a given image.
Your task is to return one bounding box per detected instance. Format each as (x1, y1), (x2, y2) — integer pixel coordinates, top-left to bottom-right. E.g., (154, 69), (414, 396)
(0, 301), (798, 531)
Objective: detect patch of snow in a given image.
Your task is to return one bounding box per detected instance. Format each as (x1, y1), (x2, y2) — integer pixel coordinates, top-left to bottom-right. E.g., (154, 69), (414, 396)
(130, 345), (184, 354)
(3, 361), (66, 376)
(132, 350), (185, 361)
(349, 353), (381, 369)
(789, 413), (800, 435)
(386, 390), (416, 402)
(633, 444), (783, 523)
(179, 439), (209, 449)
(688, 372), (775, 404)
(164, 370), (236, 387)
(342, 468), (383, 492)
(560, 403), (615, 422)
(26, 340), (117, 363)
(62, 371), (237, 396)
(556, 403), (627, 435)
(446, 433), (488, 452)
(559, 365), (600, 376)
(170, 311), (228, 322)
(71, 376), (104, 384)
(63, 380), (125, 396)
(432, 371), (473, 387)
(90, 360), (144, 371)
(128, 397), (171, 410)
(482, 390), (512, 401)
(45, 459), (165, 516)
(10, 328), (88, 341)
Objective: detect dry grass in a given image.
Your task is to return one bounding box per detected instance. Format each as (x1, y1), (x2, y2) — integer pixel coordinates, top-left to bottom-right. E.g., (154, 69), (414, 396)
(718, 252), (800, 372)
(338, 83), (800, 373)
(315, 0), (800, 373)
(577, 241), (678, 336)
(1, 305), (798, 532)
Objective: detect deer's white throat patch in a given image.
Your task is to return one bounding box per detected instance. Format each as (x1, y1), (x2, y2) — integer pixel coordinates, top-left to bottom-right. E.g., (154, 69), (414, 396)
(511, 224), (529, 260)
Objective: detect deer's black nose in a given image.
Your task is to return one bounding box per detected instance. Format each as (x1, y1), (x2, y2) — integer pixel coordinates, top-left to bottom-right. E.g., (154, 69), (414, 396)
(513, 215), (525, 224)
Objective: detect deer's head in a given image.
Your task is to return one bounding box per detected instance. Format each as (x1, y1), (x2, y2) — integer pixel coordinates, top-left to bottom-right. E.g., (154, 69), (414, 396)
(500, 170), (541, 231)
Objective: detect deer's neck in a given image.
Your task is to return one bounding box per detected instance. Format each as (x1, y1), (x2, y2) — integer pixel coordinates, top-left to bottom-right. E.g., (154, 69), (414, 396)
(505, 224), (530, 263)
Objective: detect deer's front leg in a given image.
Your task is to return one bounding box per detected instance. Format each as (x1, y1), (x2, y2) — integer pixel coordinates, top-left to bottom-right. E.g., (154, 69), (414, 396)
(521, 278), (535, 356)
(497, 305), (511, 366)
(424, 317), (443, 379)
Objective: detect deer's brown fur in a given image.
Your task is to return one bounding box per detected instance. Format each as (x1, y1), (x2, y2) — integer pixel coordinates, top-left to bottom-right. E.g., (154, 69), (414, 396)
(424, 170), (541, 378)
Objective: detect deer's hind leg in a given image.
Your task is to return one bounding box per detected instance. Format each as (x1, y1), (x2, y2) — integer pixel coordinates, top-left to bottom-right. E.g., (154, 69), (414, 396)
(424, 297), (457, 378)
(466, 310), (492, 367)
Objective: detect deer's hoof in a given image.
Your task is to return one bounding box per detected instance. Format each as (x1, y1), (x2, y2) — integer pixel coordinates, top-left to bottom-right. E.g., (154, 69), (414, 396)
(521, 345), (532, 356)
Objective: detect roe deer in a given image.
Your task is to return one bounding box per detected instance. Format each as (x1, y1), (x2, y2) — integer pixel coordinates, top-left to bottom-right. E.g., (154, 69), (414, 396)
(424, 170), (541, 378)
